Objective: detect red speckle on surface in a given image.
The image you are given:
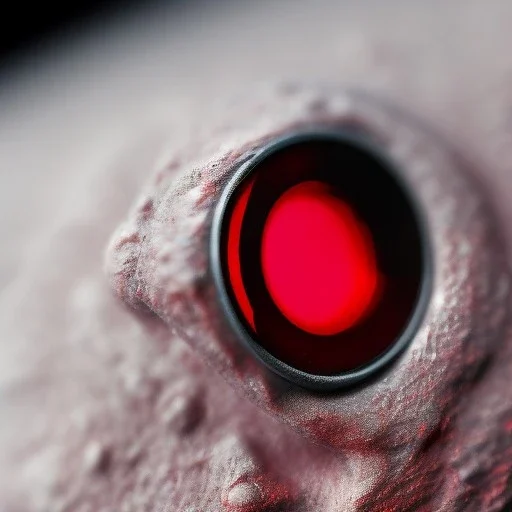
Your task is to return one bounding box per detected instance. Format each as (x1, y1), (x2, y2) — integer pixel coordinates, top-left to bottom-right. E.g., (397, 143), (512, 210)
(261, 180), (380, 335)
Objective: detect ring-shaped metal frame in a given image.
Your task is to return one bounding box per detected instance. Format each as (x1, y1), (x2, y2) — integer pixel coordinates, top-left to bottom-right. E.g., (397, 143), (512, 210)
(210, 129), (433, 391)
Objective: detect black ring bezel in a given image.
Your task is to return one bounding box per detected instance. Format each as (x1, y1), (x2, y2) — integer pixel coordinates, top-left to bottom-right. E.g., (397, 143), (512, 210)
(210, 129), (433, 391)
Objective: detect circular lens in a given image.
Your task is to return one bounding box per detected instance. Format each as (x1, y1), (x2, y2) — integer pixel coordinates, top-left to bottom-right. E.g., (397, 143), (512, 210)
(211, 131), (430, 389)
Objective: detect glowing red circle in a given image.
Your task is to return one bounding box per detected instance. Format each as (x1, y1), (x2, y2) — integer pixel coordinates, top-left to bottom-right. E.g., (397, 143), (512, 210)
(261, 181), (380, 335)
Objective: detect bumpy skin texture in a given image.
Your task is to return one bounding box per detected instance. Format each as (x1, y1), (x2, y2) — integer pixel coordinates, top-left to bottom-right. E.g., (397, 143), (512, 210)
(4, 0), (512, 510)
(106, 86), (512, 511)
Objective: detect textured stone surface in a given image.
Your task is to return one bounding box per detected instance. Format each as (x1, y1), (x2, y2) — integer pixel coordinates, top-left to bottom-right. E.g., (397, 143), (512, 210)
(106, 85), (512, 511)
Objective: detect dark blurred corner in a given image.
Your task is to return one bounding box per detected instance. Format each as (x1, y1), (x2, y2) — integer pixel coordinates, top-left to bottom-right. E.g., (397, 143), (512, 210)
(0, 0), (152, 68)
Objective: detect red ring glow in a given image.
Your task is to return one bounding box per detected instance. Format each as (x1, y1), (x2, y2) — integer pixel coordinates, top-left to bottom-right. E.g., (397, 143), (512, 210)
(226, 178), (255, 330)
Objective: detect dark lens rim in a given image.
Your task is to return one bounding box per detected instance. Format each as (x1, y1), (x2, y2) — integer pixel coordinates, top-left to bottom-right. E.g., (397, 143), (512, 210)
(209, 129), (433, 391)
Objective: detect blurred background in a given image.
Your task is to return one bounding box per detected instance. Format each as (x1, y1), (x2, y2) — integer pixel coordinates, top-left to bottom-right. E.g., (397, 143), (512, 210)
(1, 0), (142, 67)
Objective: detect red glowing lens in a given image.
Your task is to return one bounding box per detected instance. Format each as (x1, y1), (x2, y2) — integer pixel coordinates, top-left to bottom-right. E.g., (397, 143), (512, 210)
(217, 134), (426, 378)
(261, 181), (380, 335)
